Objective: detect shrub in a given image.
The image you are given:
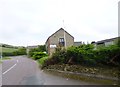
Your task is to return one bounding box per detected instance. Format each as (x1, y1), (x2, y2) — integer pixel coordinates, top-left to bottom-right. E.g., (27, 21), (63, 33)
(32, 52), (48, 60)
(28, 45), (46, 57)
(2, 52), (15, 56)
(38, 57), (48, 65)
(38, 57), (49, 69)
(44, 44), (120, 67)
(3, 47), (27, 57)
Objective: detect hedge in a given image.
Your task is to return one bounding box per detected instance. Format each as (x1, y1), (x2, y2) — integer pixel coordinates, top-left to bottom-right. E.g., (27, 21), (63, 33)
(45, 44), (120, 67)
(32, 52), (48, 60)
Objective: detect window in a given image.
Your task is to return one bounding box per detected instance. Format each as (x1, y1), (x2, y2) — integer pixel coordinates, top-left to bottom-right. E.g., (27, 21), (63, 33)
(59, 38), (65, 46)
(59, 38), (64, 42)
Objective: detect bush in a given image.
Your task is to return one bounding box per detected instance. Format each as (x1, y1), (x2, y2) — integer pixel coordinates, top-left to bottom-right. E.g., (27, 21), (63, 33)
(2, 47), (27, 57)
(28, 45), (46, 57)
(17, 47), (27, 55)
(44, 44), (120, 67)
(38, 57), (48, 65)
(38, 57), (49, 69)
(2, 52), (15, 56)
(32, 52), (48, 60)
(49, 48), (67, 64)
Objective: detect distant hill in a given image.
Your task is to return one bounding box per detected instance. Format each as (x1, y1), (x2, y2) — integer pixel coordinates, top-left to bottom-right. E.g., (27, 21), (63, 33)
(1, 43), (18, 48)
(1, 47), (18, 53)
(0, 43), (26, 56)
(1, 43), (25, 49)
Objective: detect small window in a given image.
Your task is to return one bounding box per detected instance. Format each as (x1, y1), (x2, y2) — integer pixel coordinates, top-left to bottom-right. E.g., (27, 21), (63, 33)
(59, 38), (65, 46)
(59, 38), (64, 42)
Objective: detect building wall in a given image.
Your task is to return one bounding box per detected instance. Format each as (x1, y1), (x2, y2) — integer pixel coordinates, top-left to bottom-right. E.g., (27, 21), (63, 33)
(105, 41), (114, 47)
(65, 32), (74, 47)
(74, 42), (82, 46)
(95, 37), (120, 49)
(46, 29), (74, 56)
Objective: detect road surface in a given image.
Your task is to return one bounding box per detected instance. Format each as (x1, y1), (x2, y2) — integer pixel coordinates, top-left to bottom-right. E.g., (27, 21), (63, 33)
(2, 56), (97, 85)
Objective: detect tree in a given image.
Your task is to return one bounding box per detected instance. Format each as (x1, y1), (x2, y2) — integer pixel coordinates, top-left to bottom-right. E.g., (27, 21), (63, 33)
(28, 45), (46, 57)
(38, 45), (46, 52)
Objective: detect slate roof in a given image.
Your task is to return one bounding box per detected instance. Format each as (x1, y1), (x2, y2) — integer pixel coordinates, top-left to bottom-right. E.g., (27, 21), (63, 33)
(45, 28), (74, 44)
(74, 42), (82, 46)
(95, 36), (120, 44)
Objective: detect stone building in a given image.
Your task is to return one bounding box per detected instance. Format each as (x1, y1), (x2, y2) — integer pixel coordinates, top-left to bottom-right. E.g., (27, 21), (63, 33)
(93, 36), (120, 49)
(45, 28), (74, 56)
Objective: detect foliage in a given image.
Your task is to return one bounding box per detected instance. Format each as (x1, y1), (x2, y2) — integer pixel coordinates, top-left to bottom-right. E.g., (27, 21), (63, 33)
(2, 52), (15, 56)
(16, 47), (27, 55)
(2, 57), (11, 60)
(1, 47), (18, 53)
(28, 45), (46, 57)
(2, 47), (26, 56)
(1, 44), (18, 49)
(94, 45), (120, 66)
(38, 45), (46, 52)
(32, 52), (48, 60)
(28, 48), (36, 57)
(116, 38), (120, 47)
(38, 57), (48, 65)
(45, 48), (67, 65)
(44, 44), (120, 67)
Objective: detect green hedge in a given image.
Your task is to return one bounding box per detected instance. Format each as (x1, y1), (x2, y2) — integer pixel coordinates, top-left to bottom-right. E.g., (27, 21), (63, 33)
(38, 57), (48, 65)
(28, 45), (46, 57)
(32, 52), (48, 60)
(2, 47), (26, 57)
(45, 44), (120, 67)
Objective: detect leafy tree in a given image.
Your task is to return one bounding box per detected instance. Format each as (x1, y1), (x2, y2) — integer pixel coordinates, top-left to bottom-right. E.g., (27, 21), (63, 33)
(17, 47), (27, 55)
(38, 45), (46, 52)
(28, 45), (46, 57)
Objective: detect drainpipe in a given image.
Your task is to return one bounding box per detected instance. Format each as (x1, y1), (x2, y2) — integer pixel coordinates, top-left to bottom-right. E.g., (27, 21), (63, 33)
(64, 29), (66, 48)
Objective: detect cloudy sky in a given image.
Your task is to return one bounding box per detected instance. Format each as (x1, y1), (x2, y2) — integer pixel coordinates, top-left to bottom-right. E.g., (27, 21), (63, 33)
(0, 0), (119, 46)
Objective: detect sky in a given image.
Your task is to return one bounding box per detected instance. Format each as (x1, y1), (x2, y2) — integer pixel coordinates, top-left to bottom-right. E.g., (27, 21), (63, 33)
(0, 0), (119, 46)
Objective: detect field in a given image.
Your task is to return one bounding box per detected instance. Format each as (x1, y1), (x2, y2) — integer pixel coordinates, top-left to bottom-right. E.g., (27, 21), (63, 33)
(0, 47), (18, 53)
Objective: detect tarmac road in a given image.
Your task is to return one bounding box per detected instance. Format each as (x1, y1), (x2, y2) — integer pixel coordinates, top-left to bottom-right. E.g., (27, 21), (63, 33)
(2, 56), (97, 85)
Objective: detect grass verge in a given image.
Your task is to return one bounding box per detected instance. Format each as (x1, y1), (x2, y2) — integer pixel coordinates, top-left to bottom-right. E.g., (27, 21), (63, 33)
(0, 47), (18, 53)
(0, 60), (2, 63)
(44, 69), (118, 85)
(37, 56), (48, 68)
(2, 57), (11, 60)
(38, 56), (48, 65)
(44, 64), (119, 78)
(0, 57), (11, 63)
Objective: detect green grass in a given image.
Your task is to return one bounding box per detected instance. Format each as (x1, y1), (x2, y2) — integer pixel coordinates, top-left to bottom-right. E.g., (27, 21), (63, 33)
(0, 57), (11, 63)
(0, 47), (18, 53)
(0, 60), (2, 63)
(2, 57), (11, 60)
(38, 56), (48, 65)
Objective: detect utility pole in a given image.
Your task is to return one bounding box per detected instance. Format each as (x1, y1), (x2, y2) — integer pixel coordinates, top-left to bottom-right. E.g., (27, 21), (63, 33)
(63, 20), (66, 48)
(63, 20), (65, 29)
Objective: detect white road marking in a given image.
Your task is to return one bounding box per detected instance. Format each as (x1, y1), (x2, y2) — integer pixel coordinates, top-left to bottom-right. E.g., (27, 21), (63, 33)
(66, 78), (69, 80)
(16, 60), (19, 63)
(2, 60), (19, 75)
